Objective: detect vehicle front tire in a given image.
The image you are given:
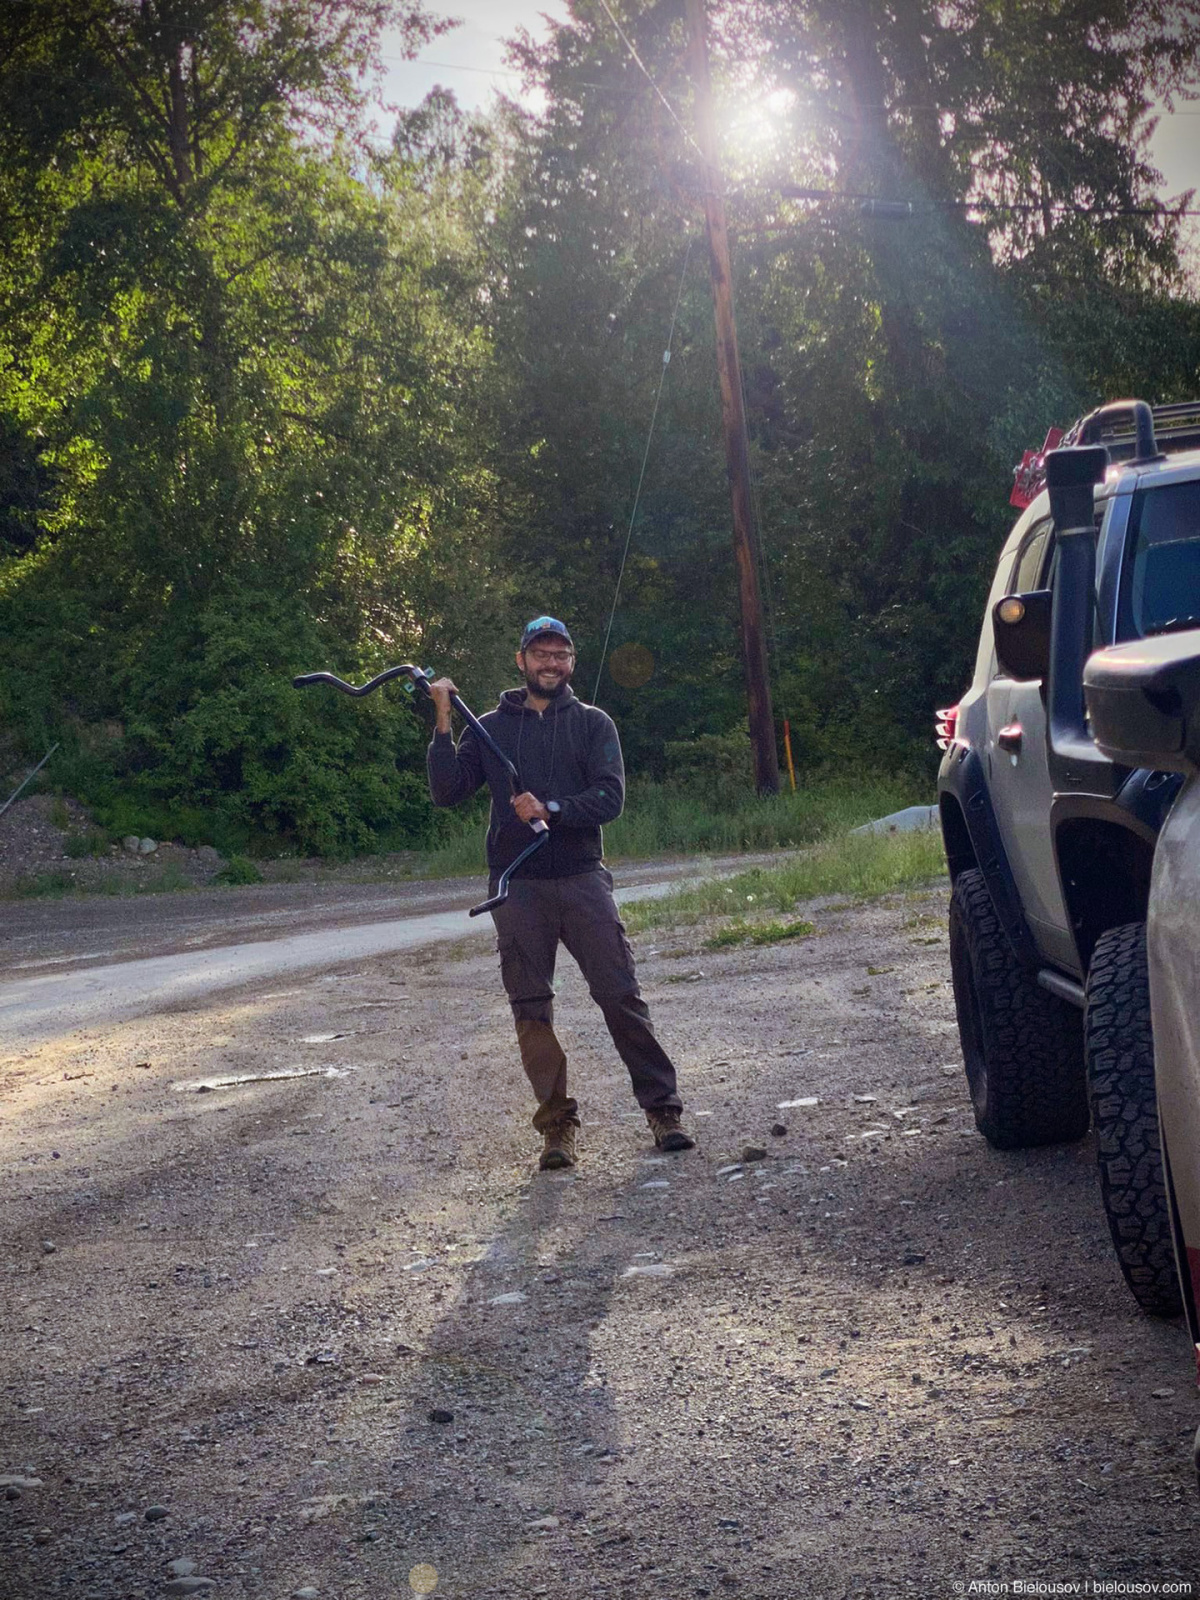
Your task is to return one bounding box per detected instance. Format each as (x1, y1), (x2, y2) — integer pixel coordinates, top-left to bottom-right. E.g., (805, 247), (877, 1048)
(948, 868), (1088, 1150)
(1084, 922), (1182, 1318)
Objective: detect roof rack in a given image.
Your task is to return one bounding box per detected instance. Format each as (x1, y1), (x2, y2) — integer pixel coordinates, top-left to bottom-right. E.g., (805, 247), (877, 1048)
(1011, 398), (1200, 508)
(1068, 398), (1200, 461)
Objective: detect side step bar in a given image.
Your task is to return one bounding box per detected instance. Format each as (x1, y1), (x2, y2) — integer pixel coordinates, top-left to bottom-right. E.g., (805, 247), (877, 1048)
(1037, 969), (1087, 1009)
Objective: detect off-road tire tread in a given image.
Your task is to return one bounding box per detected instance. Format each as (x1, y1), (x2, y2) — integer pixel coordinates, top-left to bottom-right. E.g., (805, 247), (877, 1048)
(1084, 922), (1182, 1318)
(949, 869), (1087, 1150)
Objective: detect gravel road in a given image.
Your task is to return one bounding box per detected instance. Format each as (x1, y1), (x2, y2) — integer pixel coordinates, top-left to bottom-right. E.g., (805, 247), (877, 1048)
(2, 883), (1197, 1599)
(0, 862), (756, 1048)
(0, 854), (772, 975)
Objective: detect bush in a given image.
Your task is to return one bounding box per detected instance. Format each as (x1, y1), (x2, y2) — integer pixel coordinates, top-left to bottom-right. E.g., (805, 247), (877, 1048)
(663, 731), (754, 810)
(215, 854), (264, 886)
(63, 830), (110, 858)
(13, 870), (76, 898)
(0, 581), (448, 859)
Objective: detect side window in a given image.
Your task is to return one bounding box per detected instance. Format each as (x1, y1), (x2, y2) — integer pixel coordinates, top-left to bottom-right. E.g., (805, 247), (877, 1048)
(1011, 518), (1053, 593)
(1120, 480), (1200, 639)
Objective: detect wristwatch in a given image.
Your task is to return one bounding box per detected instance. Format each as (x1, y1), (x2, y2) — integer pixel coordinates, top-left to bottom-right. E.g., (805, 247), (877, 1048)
(546, 800), (561, 821)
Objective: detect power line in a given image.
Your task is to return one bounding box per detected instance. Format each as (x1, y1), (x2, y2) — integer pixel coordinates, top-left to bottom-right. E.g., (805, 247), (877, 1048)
(389, 17), (693, 123)
(386, 55), (1200, 118)
(785, 96), (1200, 118)
(594, 0), (706, 162)
(777, 184), (1200, 218)
(381, 52), (644, 95)
(592, 239), (695, 704)
(382, 55), (522, 76)
(383, 53), (1200, 156)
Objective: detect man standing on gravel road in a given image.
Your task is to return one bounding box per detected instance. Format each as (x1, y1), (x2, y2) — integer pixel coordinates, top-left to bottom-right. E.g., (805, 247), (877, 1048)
(426, 615), (695, 1172)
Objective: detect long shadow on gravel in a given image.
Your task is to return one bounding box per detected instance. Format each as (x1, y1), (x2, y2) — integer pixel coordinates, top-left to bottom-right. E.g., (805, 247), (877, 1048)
(332, 1172), (632, 1597)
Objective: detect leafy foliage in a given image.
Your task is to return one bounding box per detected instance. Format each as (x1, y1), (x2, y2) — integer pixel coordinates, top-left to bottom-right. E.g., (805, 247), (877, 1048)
(2, 0), (1199, 853)
(214, 853), (265, 886)
(0, 0), (505, 852)
(482, 0), (1200, 772)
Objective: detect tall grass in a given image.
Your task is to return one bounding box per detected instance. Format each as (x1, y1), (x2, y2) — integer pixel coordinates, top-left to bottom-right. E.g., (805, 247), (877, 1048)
(415, 773), (925, 878)
(416, 816), (492, 878)
(621, 825), (948, 934)
(606, 773), (921, 857)
(10, 863), (196, 898)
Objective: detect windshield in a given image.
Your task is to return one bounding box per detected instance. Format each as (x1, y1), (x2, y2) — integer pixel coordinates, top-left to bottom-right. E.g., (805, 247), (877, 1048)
(1123, 479), (1200, 637)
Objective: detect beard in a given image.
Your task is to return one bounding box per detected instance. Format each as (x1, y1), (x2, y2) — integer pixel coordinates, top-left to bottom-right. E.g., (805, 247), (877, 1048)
(523, 668), (571, 699)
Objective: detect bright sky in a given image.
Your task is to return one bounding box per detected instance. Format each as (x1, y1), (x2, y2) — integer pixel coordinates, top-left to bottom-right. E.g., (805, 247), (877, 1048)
(378, 2), (1199, 201)
(379, 0), (571, 119)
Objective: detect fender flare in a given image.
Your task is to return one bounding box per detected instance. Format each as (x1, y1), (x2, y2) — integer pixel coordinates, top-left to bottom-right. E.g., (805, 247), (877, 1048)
(940, 746), (1040, 972)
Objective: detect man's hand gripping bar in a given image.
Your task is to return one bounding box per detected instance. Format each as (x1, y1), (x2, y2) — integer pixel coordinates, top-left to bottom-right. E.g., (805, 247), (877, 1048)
(293, 665), (549, 916)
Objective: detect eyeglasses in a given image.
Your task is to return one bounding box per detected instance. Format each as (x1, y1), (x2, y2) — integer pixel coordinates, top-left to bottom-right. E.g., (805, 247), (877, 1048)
(525, 648), (574, 664)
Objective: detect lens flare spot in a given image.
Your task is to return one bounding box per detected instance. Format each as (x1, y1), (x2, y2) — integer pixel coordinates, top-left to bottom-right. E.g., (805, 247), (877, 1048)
(609, 642), (655, 688)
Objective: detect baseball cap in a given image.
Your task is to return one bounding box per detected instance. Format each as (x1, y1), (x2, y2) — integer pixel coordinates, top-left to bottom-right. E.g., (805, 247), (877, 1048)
(520, 616), (574, 651)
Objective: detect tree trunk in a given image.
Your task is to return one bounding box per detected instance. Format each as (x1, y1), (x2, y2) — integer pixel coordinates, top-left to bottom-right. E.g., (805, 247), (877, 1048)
(167, 41), (193, 194)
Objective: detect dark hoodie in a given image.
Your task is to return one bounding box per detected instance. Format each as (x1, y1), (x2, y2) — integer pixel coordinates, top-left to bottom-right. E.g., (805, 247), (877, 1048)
(426, 685), (625, 878)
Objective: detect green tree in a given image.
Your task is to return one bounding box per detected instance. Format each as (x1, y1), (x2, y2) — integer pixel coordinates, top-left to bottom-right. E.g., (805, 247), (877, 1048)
(737, 0), (1200, 748)
(0, 0), (514, 852)
(480, 0), (1200, 775)
(4, 0), (1200, 848)
(479, 3), (754, 763)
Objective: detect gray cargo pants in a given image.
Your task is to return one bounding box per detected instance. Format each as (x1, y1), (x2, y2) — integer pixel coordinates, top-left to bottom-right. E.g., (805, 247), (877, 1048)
(489, 867), (682, 1132)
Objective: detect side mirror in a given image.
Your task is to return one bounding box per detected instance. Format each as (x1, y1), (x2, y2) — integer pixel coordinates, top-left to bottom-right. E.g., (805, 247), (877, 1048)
(993, 590), (1052, 682)
(1083, 629), (1200, 773)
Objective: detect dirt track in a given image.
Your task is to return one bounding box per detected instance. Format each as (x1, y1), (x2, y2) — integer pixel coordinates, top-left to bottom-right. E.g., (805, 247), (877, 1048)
(0, 853), (769, 973)
(2, 882), (1198, 1600)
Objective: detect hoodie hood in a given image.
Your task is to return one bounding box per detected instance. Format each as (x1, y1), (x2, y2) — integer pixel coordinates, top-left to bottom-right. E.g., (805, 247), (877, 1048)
(499, 685), (579, 716)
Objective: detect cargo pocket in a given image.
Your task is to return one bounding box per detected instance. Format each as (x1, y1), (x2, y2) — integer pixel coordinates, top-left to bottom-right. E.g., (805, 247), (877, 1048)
(496, 931), (554, 1016)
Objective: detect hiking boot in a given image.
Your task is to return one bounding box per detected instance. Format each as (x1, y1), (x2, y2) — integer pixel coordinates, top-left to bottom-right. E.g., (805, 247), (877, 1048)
(646, 1108), (695, 1152)
(539, 1119), (578, 1171)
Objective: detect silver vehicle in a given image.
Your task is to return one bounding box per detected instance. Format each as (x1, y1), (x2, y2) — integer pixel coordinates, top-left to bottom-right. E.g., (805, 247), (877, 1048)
(1085, 628), (1200, 1468)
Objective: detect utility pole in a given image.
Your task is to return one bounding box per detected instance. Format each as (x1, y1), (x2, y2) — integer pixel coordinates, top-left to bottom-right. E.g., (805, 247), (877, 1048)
(685, 0), (779, 795)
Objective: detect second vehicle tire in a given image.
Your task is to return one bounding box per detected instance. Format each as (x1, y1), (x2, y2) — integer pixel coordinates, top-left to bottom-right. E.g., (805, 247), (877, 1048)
(1084, 921), (1182, 1318)
(949, 868), (1088, 1149)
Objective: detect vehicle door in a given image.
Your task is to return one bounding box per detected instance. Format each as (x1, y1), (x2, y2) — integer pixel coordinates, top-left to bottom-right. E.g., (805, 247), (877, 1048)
(985, 517), (1079, 971)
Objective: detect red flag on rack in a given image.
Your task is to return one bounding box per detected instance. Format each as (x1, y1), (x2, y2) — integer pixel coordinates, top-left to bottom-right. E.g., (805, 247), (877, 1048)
(1010, 427), (1064, 509)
